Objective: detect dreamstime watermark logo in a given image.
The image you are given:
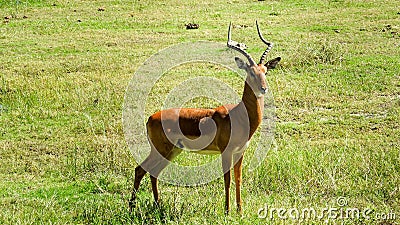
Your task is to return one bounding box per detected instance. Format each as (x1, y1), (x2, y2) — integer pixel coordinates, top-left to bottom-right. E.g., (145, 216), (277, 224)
(122, 41), (276, 186)
(258, 197), (397, 222)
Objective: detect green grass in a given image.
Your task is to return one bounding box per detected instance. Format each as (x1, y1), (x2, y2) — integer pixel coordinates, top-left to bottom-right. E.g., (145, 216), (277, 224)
(1, 0), (399, 224)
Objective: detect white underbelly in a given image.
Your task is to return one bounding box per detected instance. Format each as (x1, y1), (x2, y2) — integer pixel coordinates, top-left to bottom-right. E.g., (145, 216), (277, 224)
(187, 149), (221, 155)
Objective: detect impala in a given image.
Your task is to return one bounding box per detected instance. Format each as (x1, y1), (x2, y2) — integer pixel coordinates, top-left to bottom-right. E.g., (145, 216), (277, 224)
(129, 21), (281, 214)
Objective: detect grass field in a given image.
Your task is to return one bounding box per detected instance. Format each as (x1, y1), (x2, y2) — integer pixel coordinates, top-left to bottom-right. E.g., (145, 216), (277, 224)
(1, 0), (399, 224)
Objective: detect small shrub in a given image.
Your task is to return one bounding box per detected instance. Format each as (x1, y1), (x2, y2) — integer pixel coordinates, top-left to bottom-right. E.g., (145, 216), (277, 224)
(286, 39), (345, 68)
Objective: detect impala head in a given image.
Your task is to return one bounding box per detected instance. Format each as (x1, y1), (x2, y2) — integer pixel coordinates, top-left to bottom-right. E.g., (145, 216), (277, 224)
(227, 21), (281, 97)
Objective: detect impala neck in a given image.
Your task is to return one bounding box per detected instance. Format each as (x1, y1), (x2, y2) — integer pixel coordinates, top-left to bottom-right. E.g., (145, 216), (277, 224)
(241, 82), (263, 139)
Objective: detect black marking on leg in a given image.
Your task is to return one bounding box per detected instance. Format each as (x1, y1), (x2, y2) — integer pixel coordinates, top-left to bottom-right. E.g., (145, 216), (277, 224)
(176, 139), (184, 149)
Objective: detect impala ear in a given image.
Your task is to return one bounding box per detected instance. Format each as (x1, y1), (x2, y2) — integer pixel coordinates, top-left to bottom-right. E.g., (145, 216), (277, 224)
(265, 57), (281, 70)
(234, 57), (248, 70)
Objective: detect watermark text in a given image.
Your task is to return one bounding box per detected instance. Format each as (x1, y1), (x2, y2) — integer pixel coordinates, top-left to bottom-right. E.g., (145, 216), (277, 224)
(258, 197), (396, 222)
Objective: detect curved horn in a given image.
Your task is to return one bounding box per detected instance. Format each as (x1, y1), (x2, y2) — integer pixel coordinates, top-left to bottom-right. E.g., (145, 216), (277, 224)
(256, 20), (274, 65)
(227, 22), (256, 66)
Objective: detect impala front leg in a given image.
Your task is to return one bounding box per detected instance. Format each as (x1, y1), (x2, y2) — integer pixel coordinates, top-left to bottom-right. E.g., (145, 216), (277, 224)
(233, 153), (244, 214)
(222, 153), (232, 214)
(223, 171), (231, 214)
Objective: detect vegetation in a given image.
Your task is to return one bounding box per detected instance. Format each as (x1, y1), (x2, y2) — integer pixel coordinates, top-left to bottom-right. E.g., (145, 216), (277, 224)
(0, 0), (399, 224)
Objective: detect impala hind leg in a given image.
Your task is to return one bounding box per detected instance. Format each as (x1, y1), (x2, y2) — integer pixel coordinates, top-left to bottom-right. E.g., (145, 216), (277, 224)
(146, 144), (181, 205)
(129, 148), (164, 211)
(129, 165), (147, 212)
(233, 154), (244, 214)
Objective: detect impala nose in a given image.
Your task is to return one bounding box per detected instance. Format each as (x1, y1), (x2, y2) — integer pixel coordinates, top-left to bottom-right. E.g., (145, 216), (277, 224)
(261, 87), (267, 94)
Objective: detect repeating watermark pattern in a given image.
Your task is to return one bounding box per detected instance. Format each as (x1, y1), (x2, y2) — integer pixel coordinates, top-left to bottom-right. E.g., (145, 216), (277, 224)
(123, 41), (276, 186)
(258, 197), (397, 222)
